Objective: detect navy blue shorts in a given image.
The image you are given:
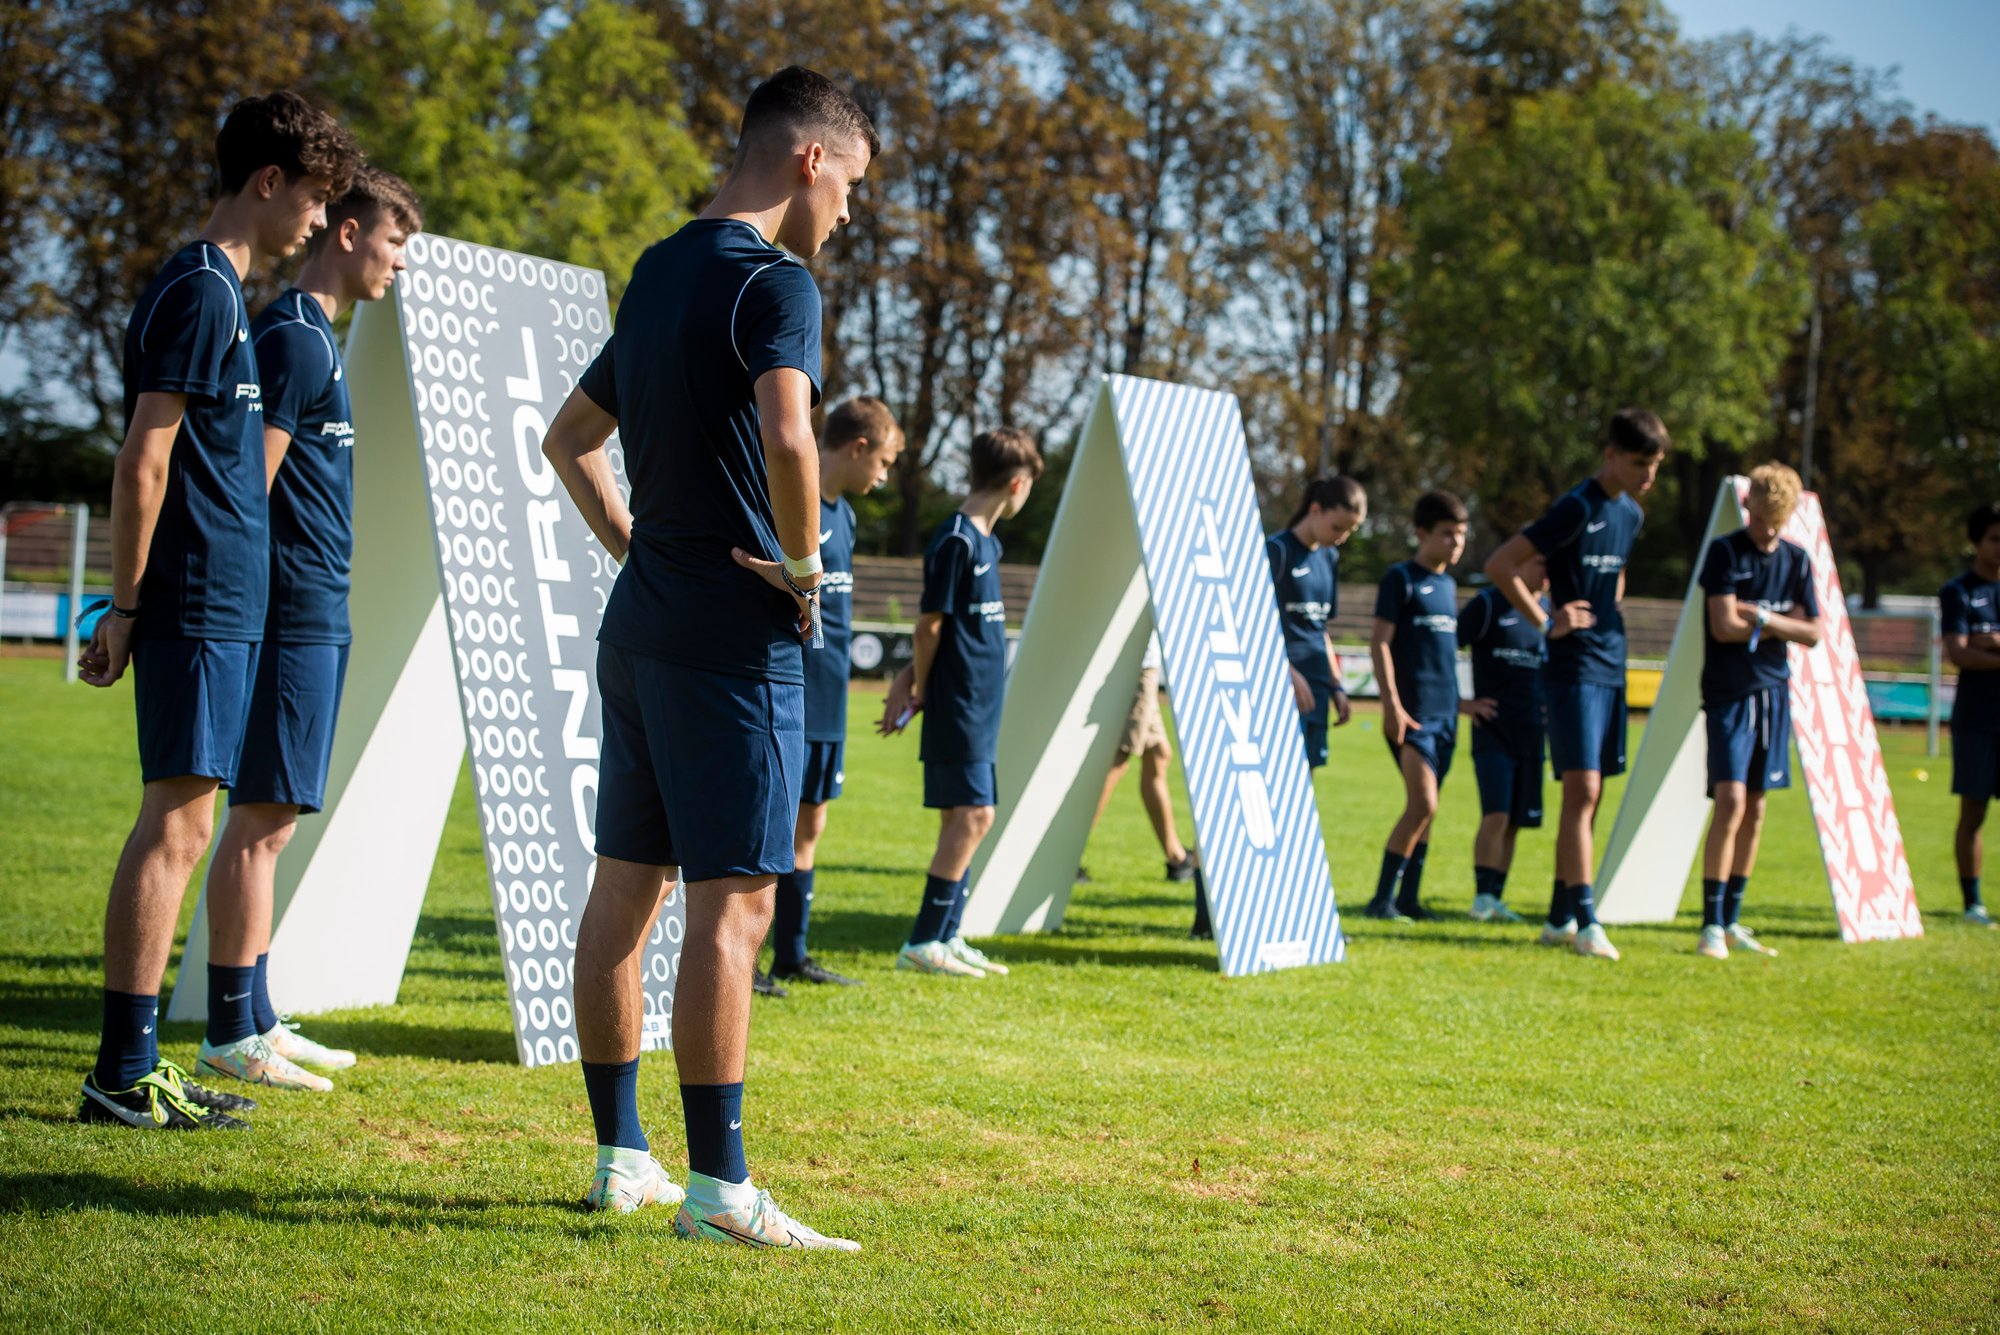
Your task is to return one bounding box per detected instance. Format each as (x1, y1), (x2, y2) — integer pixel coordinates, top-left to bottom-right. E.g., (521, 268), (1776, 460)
(924, 760), (996, 809)
(1706, 687), (1792, 793)
(132, 637), (260, 786)
(1953, 728), (2000, 801)
(1473, 745), (1545, 827)
(232, 642), (350, 812)
(1547, 680), (1627, 779)
(1300, 679), (1334, 769)
(800, 739), (845, 805)
(594, 643), (803, 881)
(1386, 715), (1457, 782)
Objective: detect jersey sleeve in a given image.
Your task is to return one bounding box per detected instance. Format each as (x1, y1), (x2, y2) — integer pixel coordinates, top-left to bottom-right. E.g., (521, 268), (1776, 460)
(921, 531), (971, 616)
(578, 338), (617, 416)
(1265, 536), (1287, 592)
(1942, 580), (1970, 636)
(1373, 567), (1411, 623)
(735, 263), (823, 406)
(135, 272), (239, 399)
(1697, 537), (1735, 597)
(1520, 494), (1587, 556)
(1326, 550), (1340, 619)
(1793, 548), (1822, 620)
(252, 323), (329, 437)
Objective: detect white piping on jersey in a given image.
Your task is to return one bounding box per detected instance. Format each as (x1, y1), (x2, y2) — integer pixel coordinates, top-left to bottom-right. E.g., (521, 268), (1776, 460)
(943, 512), (977, 556)
(137, 242), (245, 353)
(252, 290), (341, 383)
(729, 256), (795, 373)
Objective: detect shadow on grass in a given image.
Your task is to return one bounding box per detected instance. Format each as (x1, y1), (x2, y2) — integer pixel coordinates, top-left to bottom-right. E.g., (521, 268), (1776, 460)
(984, 934), (1219, 973)
(303, 1017), (517, 1064)
(0, 1172), (590, 1230)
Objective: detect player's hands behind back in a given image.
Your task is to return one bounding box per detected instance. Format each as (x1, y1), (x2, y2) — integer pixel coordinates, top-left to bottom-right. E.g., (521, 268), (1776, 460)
(731, 547), (820, 640)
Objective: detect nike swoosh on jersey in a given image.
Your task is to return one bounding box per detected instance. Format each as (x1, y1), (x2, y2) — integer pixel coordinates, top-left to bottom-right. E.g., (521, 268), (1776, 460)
(223, 991), (250, 1002)
(1586, 520), (1608, 533)
(973, 562), (993, 575)
(1291, 564), (1312, 577)
(819, 530), (832, 544)
(1419, 584), (1434, 594)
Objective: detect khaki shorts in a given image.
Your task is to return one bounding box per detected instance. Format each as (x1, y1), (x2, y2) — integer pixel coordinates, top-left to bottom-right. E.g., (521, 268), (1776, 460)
(1120, 667), (1169, 756)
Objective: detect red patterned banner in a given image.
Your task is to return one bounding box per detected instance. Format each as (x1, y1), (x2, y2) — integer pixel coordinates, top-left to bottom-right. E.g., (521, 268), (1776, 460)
(1756, 483), (1924, 941)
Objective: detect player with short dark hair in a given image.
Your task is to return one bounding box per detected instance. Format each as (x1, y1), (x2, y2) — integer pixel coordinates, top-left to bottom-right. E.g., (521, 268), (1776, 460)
(1365, 491), (1469, 921)
(1941, 501), (2000, 927)
(763, 397), (904, 993)
(540, 65), (875, 1249)
(1455, 551), (1586, 923)
(196, 167), (422, 1092)
(1485, 408), (1667, 961)
(75, 92), (359, 1132)
(1269, 475), (1366, 768)
(1694, 463), (1821, 958)
(881, 427), (1044, 977)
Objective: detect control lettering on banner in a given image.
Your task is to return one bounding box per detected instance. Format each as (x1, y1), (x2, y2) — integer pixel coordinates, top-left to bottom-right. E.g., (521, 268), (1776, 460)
(1757, 484), (1922, 942)
(1110, 376), (1343, 975)
(399, 233), (683, 1067)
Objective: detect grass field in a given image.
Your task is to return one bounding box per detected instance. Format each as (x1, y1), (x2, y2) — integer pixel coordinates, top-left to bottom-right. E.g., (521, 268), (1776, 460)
(1, 654), (1995, 1330)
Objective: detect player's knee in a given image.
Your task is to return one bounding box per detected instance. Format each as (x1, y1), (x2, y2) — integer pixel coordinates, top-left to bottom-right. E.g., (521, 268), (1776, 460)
(964, 805), (996, 839)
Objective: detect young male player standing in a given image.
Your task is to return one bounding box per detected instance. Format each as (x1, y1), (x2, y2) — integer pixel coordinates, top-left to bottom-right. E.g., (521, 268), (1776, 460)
(1486, 409), (1668, 961)
(196, 168), (422, 1091)
(881, 428), (1044, 978)
(1268, 476), (1366, 768)
(1694, 463), (1821, 958)
(764, 396), (903, 992)
(75, 93), (359, 1130)
(1455, 553), (1588, 923)
(1940, 501), (2000, 927)
(1365, 491), (1471, 921)
(539, 67), (876, 1249)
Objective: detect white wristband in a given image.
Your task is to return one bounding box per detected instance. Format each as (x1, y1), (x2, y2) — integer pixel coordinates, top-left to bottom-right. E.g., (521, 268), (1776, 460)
(783, 550), (823, 579)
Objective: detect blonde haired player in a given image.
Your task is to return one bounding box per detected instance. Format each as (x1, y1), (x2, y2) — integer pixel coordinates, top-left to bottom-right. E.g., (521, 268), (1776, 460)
(1693, 463), (1822, 958)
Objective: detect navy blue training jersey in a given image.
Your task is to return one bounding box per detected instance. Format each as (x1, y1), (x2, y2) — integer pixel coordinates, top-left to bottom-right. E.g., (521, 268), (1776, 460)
(1941, 570), (2000, 733)
(1698, 530), (1819, 706)
(918, 514), (1007, 764)
(1458, 586), (1546, 753)
(1267, 528), (1339, 685)
(803, 494), (856, 741)
(1373, 561), (1461, 719)
(253, 289), (354, 645)
(1520, 477), (1643, 687)
(580, 219), (822, 683)
(121, 241), (268, 640)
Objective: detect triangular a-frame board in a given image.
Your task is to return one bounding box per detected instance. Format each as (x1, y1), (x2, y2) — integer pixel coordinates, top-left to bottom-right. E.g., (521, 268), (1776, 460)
(962, 375), (1344, 975)
(1597, 478), (1922, 941)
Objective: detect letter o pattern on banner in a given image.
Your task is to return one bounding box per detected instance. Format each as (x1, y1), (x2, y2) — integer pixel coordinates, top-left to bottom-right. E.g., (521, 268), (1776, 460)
(399, 233), (682, 1066)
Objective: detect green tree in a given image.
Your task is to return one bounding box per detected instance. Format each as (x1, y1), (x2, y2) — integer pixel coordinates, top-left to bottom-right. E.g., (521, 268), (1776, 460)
(324, 0), (708, 302)
(1403, 81), (1803, 591)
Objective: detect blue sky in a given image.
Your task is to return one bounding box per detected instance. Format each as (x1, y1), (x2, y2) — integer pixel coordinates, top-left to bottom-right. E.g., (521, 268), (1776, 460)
(1666, 0), (1998, 131)
(7, 1), (1996, 418)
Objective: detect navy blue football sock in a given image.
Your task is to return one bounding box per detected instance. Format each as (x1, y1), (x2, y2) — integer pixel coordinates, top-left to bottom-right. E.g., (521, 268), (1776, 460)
(1701, 878), (1726, 929)
(1395, 842), (1430, 912)
(251, 951), (279, 1035)
(940, 875), (972, 942)
(205, 963), (257, 1047)
(1372, 850), (1407, 909)
(773, 870), (814, 970)
(910, 873), (957, 945)
(94, 989), (159, 1091)
(680, 1082), (747, 1184)
(1722, 875), (1748, 928)
(1571, 882), (1599, 929)
(582, 1057), (647, 1150)
(1961, 876), (1983, 910)
(1473, 865), (1499, 899)
(1547, 878), (1570, 928)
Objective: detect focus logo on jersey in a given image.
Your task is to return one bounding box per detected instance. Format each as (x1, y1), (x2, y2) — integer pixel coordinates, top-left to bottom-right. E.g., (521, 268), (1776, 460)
(1581, 552), (1624, 571)
(320, 419), (355, 444)
(974, 599), (1006, 622)
(1411, 613), (1457, 634)
(1493, 646), (1542, 669)
(235, 382), (261, 400)
(1283, 600), (1331, 623)
(820, 570), (854, 596)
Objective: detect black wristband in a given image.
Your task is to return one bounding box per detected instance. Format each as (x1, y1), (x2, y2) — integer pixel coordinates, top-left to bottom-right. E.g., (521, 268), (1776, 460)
(111, 604), (141, 619)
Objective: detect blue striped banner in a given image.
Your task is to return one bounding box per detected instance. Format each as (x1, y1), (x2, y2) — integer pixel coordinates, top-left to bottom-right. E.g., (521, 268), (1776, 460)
(1109, 375), (1344, 974)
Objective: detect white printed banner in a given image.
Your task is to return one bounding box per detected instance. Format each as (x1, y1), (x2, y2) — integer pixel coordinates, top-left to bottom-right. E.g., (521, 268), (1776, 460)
(1597, 479), (1920, 941)
(964, 375), (1342, 975)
